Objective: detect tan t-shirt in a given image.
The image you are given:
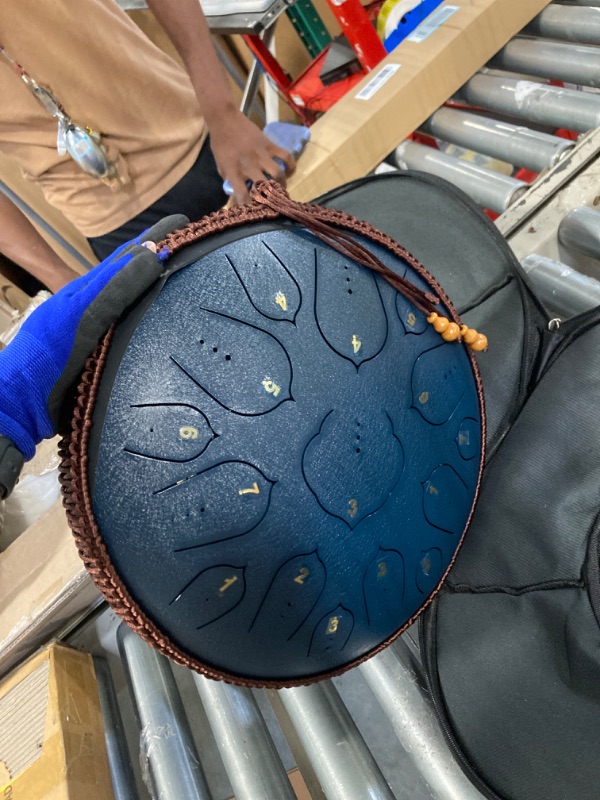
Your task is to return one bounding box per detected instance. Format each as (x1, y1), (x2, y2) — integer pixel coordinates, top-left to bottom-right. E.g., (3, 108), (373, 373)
(0, 0), (206, 236)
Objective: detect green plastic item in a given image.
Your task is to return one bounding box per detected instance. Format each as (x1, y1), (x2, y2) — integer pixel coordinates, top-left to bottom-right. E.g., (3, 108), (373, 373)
(285, 0), (332, 59)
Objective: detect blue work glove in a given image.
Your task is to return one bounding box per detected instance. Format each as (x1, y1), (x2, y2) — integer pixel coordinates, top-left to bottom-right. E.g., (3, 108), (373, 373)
(0, 215), (188, 460)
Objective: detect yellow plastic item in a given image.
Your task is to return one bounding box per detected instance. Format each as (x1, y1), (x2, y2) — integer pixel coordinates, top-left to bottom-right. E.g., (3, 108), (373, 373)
(377, 0), (422, 40)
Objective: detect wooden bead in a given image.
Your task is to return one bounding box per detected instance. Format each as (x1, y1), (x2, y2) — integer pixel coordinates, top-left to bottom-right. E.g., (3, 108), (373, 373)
(471, 334), (488, 351)
(442, 322), (460, 341)
(431, 315), (488, 350)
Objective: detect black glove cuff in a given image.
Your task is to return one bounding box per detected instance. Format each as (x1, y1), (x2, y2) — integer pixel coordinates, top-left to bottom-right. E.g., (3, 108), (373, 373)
(0, 435), (24, 501)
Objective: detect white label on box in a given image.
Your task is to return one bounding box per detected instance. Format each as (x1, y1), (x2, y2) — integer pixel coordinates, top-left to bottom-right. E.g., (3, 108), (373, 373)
(355, 64), (401, 101)
(407, 5), (459, 43)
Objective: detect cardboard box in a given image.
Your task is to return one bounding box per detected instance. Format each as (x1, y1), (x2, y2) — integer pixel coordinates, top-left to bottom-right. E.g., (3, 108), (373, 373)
(228, 768), (311, 800)
(0, 643), (113, 799)
(0, 498), (100, 679)
(0, 275), (30, 339)
(288, 0), (552, 201)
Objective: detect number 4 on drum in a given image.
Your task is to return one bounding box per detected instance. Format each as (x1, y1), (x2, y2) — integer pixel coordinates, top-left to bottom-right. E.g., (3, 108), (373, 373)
(239, 483), (260, 496)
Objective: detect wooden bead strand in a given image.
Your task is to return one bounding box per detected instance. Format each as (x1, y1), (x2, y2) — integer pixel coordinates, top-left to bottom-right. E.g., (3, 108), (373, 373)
(427, 313), (488, 352)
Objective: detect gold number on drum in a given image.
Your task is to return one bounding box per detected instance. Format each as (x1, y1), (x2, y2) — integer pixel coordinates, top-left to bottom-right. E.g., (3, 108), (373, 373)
(327, 616), (340, 634)
(179, 426), (199, 440)
(377, 561), (387, 578)
(239, 483), (260, 496)
(262, 380), (281, 397)
(275, 292), (288, 311)
(294, 567), (309, 585)
(351, 335), (362, 354)
(348, 498), (358, 518)
(219, 576), (238, 594)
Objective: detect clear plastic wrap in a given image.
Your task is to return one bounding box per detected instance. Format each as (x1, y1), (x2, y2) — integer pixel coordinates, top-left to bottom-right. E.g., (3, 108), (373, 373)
(0, 290), (52, 348)
(0, 438), (61, 549)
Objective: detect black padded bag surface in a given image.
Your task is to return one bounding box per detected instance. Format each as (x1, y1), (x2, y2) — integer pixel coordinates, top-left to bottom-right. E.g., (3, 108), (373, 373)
(320, 173), (600, 798)
(318, 171), (548, 451)
(420, 307), (600, 800)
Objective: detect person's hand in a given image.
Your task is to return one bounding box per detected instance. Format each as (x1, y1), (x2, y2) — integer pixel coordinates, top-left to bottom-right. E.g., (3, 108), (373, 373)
(209, 109), (296, 205)
(0, 215), (189, 460)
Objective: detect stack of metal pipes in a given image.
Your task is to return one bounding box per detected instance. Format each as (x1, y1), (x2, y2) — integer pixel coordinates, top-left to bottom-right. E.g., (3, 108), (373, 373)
(87, 618), (487, 800)
(394, 1), (600, 214)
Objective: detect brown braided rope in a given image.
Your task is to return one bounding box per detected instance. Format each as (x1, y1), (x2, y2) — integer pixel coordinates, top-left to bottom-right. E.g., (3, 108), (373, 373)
(158, 180), (455, 319)
(59, 184), (486, 687)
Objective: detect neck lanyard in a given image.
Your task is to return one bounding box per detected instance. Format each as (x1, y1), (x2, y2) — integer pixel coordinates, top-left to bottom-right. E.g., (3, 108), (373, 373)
(0, 44), (68, 119)
(0, 43), (121, 186)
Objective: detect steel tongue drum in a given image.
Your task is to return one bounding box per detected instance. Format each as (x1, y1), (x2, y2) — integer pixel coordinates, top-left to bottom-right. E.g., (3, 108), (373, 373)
(60, 182), (485, 687)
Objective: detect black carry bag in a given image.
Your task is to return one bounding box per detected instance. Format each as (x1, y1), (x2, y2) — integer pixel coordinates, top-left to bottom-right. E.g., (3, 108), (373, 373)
(319, 171), (547, 447)
(320, 172), (600, 800)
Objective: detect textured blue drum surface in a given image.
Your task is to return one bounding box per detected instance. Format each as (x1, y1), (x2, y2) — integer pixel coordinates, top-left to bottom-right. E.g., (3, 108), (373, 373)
(89, 227), (482, 683)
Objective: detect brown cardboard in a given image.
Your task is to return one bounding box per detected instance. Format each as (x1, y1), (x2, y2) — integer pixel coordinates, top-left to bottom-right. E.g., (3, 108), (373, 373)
(0, 498), (100, 679)
(228, 767), (311, 800)
(0, 643), (113, 799)
(288, 0), (552, 201)
(0, 275), (30, 339)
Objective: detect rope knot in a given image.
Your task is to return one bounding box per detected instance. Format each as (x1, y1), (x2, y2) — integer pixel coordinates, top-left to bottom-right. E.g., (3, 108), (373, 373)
(250, 179), (290, 208)
(156, 180), (487, 351)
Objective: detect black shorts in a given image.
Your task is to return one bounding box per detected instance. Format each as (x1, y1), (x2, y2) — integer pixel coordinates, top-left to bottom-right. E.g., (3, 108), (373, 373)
(87, 137), (227, 261)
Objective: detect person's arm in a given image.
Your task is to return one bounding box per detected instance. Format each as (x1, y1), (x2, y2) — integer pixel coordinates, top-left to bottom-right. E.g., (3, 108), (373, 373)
(0, 214), (189, 498)
(0, 193), (80, 292)
(145, 0), (296, 203)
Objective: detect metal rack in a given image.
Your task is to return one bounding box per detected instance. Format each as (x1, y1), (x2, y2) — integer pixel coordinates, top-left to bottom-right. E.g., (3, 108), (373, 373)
(393, 3), (600, 220)
(116, 0), (384, 121)
(68, 606), (487, 800)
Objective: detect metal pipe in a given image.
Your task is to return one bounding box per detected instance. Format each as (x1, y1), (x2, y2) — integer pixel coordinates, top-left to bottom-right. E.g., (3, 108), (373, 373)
(458, 73), (600, 133)
(264, 689), (328, 800)
(491, 37), (600, 89)
(558, 0), (600, 7)
(394, 140), (527, 213)
(240, 26), (275, 118)
(558, 206), (600, 261)
(521, 253), (600, 316)
(359, 639), (485, 800)
(523, 3), (600, 44)
(526, 4), (600, 45)
(264, 30), (280, 125)
(193, 675), (296, 800)
(278, 681), (396, 800)
(420, 108), (574, 172)
(116, 625), (212, 800)
(213, 39), (265, 122)
(93, 657), (139, 800)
